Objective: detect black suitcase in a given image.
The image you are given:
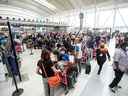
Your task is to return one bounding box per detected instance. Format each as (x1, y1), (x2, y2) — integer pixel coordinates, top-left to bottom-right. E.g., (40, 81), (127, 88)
(85, 64), (91, 74)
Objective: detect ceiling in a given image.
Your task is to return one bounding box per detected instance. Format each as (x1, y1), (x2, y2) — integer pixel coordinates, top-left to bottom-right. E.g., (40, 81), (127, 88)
(0, 0), (128, 18)
(47, 0), (128, 11)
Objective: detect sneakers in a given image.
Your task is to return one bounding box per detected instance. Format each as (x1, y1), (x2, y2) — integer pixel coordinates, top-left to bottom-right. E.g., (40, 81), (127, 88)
(109, 87), (116, 93)
(97, 73), (100, 75)
(116, 85), (122, 89)
(109, 85), (122, 93)
(97, 71), (101, 75)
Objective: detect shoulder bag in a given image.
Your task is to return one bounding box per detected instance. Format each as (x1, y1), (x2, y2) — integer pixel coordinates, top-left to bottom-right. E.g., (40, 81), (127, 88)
(41, 62), (61, 88)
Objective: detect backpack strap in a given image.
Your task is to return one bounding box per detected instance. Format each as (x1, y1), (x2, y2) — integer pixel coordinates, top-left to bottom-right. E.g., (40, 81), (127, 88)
(40, 60), (48, 78)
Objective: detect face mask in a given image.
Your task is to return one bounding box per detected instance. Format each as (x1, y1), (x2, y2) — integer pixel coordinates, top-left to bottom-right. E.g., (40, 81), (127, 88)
(60, 51), (65, 54)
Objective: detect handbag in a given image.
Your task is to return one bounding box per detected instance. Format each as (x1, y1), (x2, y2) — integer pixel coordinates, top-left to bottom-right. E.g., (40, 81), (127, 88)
(41, 62), (61, 88)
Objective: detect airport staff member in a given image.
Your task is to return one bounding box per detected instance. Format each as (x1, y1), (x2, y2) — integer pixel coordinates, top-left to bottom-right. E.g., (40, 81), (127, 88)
(109, 42), (128, 93)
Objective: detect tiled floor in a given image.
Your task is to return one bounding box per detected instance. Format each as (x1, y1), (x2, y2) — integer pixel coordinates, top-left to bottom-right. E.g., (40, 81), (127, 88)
(0, 38), (128, 96)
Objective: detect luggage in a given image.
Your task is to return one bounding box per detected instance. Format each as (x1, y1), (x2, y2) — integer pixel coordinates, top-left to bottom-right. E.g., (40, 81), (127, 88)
(68, 72), (76, 88)
(85, 64), (91, 74)
(85, 59), (91, 74)
(47, 73), (61, 88)
(41, 62), (61, 88)
(15, 45), (22, 53)
(8, 56), (19, 75)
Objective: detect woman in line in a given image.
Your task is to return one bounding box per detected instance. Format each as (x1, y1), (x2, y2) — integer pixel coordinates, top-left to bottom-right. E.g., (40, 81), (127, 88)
(36, 49), (59, 96)
(96, 43), (110, 75)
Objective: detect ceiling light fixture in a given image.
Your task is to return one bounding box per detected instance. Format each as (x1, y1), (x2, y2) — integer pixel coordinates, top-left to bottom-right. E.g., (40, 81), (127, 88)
(34, 0), (57, 11)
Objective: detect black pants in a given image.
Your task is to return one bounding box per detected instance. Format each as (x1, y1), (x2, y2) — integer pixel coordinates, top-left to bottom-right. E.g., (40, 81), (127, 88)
(76, 58), (81, 73)
(97, 60), (105, 74)
(109, 69), (124, 88)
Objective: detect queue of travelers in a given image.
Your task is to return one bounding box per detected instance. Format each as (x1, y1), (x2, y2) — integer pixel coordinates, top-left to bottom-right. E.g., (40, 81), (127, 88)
(26, 31), (111, 96)
(21, 31), (128, 95)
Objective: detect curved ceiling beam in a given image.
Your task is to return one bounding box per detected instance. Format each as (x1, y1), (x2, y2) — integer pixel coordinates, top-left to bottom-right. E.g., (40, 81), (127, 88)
(0, 4), (41, 20)
(0, 0), (55, 16)
(0, 5), (40, 17)
(23, 0), (57, 15)
(8, 0), (50, 16)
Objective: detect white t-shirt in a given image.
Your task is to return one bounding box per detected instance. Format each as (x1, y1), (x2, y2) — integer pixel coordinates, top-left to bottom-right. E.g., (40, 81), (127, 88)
(69, 55), (75, 63)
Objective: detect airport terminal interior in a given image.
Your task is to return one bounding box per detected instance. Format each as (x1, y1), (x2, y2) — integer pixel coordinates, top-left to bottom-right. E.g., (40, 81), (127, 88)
(0, 0), (128, 96)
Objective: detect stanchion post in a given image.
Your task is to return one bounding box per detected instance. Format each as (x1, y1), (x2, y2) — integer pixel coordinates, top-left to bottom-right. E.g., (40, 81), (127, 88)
(7, 21), (24, 96)
(7, 21), (22, 81)
(10, 64), (24, 96)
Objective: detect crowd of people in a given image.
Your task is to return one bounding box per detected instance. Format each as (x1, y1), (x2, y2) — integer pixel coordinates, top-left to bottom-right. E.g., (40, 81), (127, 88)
(1, 30), (128, 96)
(21, 31), (112, 96)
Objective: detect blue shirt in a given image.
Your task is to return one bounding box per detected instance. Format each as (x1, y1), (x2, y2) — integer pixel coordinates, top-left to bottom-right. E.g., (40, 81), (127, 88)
(61, 53), (69, 61)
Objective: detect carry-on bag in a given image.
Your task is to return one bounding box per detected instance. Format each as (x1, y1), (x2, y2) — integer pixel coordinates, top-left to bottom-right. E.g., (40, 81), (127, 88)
(85, 59), (91, 74)
(85, 64), (91, 74)
(41, 62), (61, 88)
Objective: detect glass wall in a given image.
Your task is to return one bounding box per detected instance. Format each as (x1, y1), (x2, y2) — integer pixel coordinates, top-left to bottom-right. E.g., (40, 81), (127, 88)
(49, 7), (128, 32)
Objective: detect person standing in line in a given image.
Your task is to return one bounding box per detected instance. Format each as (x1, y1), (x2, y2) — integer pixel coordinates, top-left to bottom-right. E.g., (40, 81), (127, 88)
(96, 43), (110, 75)
(36, 49), (59, 96)
(95, 35), (101, 48)
(81, 35), (88, 69)
(74, 37), (82, 73)
(109, 42), (128, 93)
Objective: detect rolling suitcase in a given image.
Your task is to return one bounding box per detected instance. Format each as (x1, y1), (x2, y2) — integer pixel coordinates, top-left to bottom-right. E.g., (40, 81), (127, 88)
(85, 58), (91, 74)
(85, 64), (91, 74)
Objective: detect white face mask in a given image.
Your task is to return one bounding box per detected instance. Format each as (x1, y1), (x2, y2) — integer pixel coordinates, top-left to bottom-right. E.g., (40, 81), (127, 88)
(60, 51), (65, 54)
